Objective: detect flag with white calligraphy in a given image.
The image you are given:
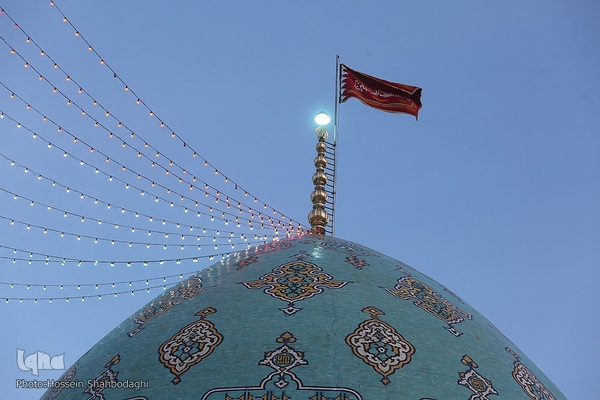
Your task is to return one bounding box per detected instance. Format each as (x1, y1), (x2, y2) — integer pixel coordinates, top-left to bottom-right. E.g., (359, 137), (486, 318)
(340, 64), (422, 119)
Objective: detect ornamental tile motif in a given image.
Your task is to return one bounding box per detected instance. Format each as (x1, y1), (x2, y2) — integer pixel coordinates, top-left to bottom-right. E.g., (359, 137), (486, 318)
(345, 255), (369, 269)
(201, 332), (363, 400)
(457, 355), (499, 400)
(385, 269), (472, 336)
(235, 254), (259, 270)
(301, 237), (382, 257)
(506, 347), (556, 400)
(128, 275), (205, 337)
(40, 363), (77, 400)
(291, 250), (311, 260)
(158, 307), (223, 385)
(233, 241), (294, 270)
(241, 260), (347, 315)
(259, 332), (308, 388)
(345, 306), (415, 386)
(83, 355), (121, 400)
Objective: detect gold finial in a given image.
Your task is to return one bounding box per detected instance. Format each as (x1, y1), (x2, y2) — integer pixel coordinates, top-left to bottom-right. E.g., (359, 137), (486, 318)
(308, 113), (331, 235)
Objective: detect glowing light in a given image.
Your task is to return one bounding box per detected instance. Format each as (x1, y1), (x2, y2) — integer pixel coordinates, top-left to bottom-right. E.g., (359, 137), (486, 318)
(314, 111), (331, 126)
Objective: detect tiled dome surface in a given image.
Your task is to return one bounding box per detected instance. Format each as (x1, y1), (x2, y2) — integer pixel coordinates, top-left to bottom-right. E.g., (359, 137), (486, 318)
(42, 235), (565, 400)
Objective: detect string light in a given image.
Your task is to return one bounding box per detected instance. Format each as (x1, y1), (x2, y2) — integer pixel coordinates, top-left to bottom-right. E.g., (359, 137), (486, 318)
(0, 240), (277, 268)
(0, 60), (300, 231)
(0, 185), (273, 242)
(0, 13), (304, 260)
(0, 111), (294, 234)
(0, 8), (298, 229)
(3, 284), (169, 304)
(0, 214), (270, 251)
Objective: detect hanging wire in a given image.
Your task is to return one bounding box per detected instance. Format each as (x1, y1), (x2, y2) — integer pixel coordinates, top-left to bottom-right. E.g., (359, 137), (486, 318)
(0, 188), (253, 239)
(0, 154), (279, 238)
(4, 283), (171, 303)
(0, 236), (302, 303)
(0, 114), (295, 234)
(0, 242), (270, 266)
(0, 82), (298, 233)
(38, 1), (299, 227)
(1, 268), (203, 290)
(0, 7), (306, 231)
(0, 215), (269, 250)
(0, 77), (296, 231)
(0, 152), (275, 233)
(0, 4), (309, 306)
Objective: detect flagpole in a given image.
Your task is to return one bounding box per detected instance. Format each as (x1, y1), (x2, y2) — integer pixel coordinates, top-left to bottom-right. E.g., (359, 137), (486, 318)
(331, 55), (340, 236)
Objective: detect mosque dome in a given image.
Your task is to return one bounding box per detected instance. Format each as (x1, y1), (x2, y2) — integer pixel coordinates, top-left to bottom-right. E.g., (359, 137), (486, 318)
(41, 234), (566, 400)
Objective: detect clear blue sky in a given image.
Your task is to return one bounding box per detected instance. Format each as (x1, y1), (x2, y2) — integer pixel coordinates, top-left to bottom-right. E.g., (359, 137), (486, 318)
(1, 1), (598, 399)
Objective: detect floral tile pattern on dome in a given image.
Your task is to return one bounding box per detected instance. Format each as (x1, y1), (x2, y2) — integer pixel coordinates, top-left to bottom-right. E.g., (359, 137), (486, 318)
(82, 355), (121, 400)
(457, 355), (499, 400)
(345, 254), (369, 269)
(384, 269), (472, 336)
(158, 307), (223, 385)
(241, 259), (348, 315)
(40, 363), (77, 400)
(234, 254), (259, 270)
(127, 275), (206, 337)
(345, 306), (415, 386)
(291, 250), (311, 260)
(506, 347), (556, 400)
(201, 332), (363, 400)
(259, 331), (308, 389)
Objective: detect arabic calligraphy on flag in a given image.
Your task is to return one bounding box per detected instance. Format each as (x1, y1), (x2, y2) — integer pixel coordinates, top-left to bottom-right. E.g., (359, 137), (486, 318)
(340, 64), (422, 119)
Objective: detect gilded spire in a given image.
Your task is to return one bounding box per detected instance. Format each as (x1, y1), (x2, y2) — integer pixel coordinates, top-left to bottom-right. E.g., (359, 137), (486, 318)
(308, 123), (329, 235)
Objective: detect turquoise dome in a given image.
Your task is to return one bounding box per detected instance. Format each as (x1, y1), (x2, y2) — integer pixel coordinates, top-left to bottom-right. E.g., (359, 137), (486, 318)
(41, 235), (565, 400)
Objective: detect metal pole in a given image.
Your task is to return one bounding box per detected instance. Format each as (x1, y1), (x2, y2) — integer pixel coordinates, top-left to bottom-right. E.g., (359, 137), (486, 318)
(331, 55), (340, 236)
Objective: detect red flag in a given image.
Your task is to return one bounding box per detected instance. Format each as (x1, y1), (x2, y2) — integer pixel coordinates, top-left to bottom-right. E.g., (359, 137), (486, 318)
(340, 64), (422, 119)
